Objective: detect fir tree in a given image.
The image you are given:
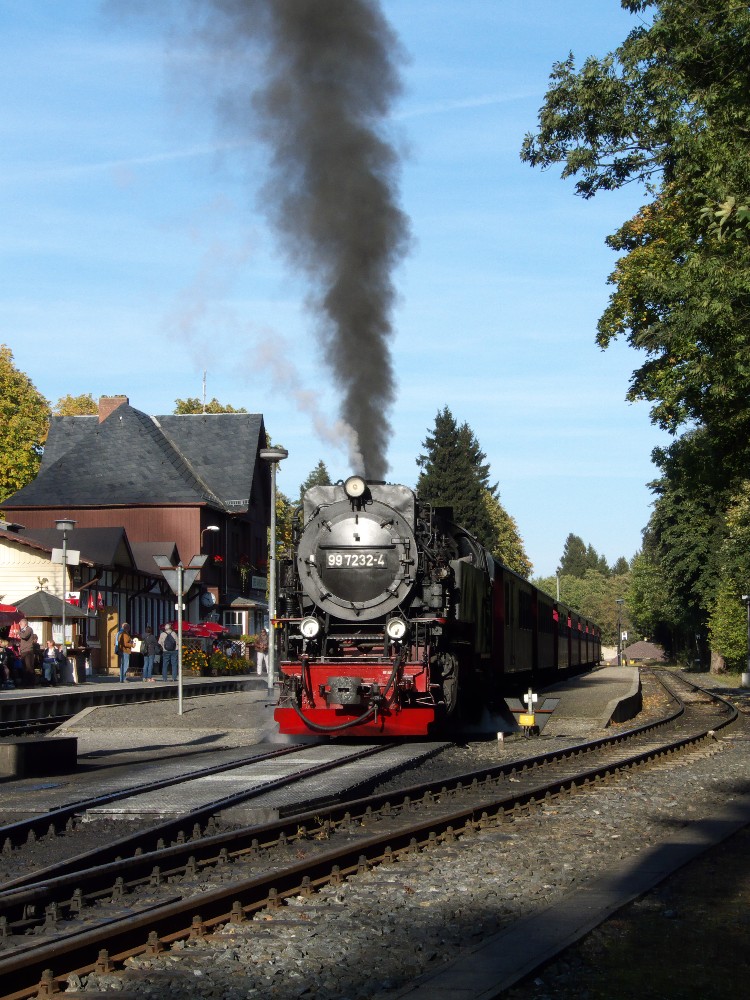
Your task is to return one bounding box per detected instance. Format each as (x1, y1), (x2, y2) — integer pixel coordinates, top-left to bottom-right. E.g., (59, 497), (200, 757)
(416, 407), (496, 546)
(416, 406), (530, 576)
(299, 460), (332, 498)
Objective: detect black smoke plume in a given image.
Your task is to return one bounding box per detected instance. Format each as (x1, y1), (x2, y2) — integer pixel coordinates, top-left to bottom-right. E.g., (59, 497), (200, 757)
(194, 0), (410, 479)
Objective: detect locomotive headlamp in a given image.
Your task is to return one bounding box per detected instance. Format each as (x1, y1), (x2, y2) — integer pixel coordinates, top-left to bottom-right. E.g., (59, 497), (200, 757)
(344, 475), (367, 499)
(300, 616), (321, 639)
(386, 617), (407, 641)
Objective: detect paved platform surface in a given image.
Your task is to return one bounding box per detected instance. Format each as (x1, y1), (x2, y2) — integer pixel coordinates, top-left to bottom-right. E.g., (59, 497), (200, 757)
(540, 665), (641, 733)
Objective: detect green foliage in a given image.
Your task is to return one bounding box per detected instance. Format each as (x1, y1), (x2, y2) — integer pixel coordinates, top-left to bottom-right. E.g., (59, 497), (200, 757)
(557, 534), (588, 577)
(523, 2), (750, 666)
(523, 1), (750, 450)
(416, 406), (498, 546)
(0, 345), (50, 502)
(649, 431), (727, 623)
(707, 578), (747, 672)
(173, 397), (247, 413)
(627, 550), (674, 643)
(706, 480), (750, 670)
(53, 394), (98, 416)
(557, 533), (612, 578)
(274, 490), (294, 559)
(481, 489), (532, 579)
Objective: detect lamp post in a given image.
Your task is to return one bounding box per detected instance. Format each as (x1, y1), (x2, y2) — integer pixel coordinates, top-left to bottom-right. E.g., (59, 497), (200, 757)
(616, 598), (624, 666)
(742, 595), (750, 688)
(260, 446), (288, 694)
(201, 525), (221, 612)
(201, 525), (220, 547)
(55, 519), (77, 656)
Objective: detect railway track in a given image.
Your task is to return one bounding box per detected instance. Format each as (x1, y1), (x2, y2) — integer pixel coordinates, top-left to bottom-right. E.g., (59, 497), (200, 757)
(0, 669), (737, 999)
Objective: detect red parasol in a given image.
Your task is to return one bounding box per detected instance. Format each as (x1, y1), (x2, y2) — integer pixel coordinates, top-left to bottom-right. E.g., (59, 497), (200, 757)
(168, 621), (202, 636)
(197, 621), (228, 634)
(0, 602), (22, 626)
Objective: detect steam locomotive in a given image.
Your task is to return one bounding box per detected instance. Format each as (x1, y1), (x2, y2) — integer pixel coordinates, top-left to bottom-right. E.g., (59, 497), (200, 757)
(273, 477), (601, 737)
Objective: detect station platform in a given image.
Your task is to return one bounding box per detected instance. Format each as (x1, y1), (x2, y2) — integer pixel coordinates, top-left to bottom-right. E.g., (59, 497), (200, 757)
(498, 665), (641, 739)
(539, 665), (642, 733)
(0, 673), (261, 722)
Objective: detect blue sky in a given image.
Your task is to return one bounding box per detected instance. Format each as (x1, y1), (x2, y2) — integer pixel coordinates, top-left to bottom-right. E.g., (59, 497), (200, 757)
(0, 1), (667, 577)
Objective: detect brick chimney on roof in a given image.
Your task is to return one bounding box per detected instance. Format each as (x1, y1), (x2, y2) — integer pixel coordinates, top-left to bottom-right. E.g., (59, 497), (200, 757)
(98, 396), (129, 423)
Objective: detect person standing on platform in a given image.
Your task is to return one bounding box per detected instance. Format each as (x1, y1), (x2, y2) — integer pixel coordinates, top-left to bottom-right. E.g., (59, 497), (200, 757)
(141, 626), (159, 682)
(118, 623), (132, 683)
(17, 618), (36, 687)
(256, 627), (269, 675)
(158, 623), (178, 681)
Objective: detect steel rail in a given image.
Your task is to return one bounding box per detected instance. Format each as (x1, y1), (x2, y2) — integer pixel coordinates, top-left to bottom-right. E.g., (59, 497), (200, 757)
(0, 742), (318, 849)
(0, 742), (398, 896)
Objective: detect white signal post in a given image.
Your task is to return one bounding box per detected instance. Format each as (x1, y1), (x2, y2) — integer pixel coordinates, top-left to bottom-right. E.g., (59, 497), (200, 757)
(154, 553), (208, 715)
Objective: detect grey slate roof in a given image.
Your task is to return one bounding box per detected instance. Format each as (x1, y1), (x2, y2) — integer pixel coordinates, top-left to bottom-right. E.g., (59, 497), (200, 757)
(2, 405), (265, 512)
(15, 590), (92, 619)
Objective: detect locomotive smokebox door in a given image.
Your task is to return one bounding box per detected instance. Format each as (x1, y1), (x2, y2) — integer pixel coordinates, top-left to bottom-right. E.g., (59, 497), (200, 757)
(297, 483), (418, 622)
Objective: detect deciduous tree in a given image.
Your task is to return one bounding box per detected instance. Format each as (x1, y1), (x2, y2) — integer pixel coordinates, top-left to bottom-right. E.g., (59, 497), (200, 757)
(523, 1), (750, 664)
(173, 397), (247, 414)
(53, 394), (98, 416)
(0, 345), (50, 503)
(481, 489), (532, 579)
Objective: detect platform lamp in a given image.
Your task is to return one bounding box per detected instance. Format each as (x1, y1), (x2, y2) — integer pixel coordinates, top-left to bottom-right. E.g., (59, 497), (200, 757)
(616, 598), (624, 666)
(201, 524), (220, 546)
(56, 518), (77, 654)
(260, 445), (288, 693)
(742, 595), (750, 688)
